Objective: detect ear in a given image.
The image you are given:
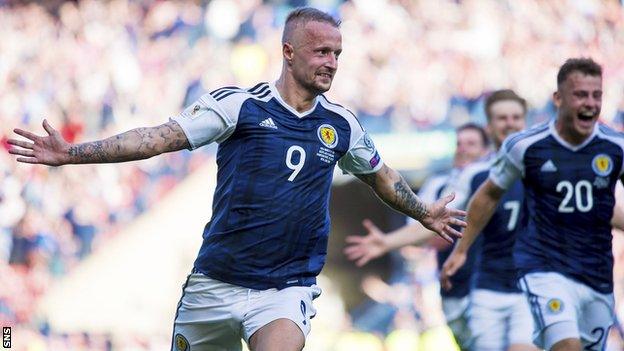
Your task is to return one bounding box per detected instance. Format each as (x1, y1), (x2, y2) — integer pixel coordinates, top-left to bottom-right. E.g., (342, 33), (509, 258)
(283, 42), (294, 65)
(553, 90), (561, 108)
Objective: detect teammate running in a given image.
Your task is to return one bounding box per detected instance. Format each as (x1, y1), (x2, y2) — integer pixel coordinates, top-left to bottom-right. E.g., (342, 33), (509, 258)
(442, 58), (621, 351)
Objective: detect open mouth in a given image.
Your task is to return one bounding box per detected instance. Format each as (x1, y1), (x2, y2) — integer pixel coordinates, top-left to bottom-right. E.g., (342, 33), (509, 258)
(318, 73), (332, 79)
(577, 111), (596, 121)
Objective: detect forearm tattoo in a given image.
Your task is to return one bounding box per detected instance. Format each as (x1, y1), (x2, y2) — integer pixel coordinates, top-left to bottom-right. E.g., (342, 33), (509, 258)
(355, 172), (377, 188)
(67, 121), (189, 164)
(393, 178), (428, 220)
(356, 167), (429, 221)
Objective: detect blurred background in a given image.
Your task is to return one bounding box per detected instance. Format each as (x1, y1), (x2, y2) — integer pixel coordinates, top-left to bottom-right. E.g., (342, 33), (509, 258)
(1, 0), (624, 350)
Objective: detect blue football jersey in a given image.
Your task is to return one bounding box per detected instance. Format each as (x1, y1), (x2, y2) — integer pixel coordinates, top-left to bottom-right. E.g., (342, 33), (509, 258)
(419, 169), (480, 298)
(491, 120), (624, 294)
(172, 82), (383, 289)
(464, 161), (525, 293)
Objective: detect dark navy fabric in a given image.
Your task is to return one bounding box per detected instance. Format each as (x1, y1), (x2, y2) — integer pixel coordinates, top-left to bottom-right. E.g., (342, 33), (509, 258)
(432, 180), (480, 298)
(513, 124), (624, 294)
(471, 170), (525, 293)
(194, 92), (354, 290)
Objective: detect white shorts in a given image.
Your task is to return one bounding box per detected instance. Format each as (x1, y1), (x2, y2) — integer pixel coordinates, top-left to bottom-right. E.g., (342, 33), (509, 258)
(442, 296), (471, 350)
(171, 273), (321, 351)
(469, 289), (533, 351)
(519, 272), (614, 350)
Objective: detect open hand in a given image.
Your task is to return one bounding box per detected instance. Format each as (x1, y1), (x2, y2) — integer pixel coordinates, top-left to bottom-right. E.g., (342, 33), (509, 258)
(8, 119), (70, 166)
(420, 193), (466, 243)
(344, 219), (388, 267)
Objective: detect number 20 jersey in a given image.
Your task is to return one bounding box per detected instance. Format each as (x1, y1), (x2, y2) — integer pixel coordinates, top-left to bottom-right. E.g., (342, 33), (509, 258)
(490, 120), (624, 294)
(171, 82), (383, 290)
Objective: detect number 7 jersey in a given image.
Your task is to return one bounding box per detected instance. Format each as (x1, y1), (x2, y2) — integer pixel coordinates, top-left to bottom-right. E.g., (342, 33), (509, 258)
(171, 82), (383, 290)
(490, 120), (624, 294)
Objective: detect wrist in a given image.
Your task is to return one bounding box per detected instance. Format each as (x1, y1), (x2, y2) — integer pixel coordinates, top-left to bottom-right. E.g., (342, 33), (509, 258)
(65, 143), (77, 164)
(454, 241), (468, 255)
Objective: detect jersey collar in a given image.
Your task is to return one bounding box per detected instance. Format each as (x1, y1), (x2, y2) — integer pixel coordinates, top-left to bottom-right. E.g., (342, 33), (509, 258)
(549, 118), (598, 152)
(269, 81), (319, 118)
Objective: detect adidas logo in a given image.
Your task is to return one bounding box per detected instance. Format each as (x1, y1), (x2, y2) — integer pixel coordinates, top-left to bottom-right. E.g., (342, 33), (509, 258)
(540, 159), (557, 172)
(259, 117), (277, 129)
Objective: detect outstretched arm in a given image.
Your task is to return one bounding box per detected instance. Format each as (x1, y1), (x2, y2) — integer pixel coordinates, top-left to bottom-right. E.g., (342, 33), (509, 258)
(440, 179), (505, 290)
(8, 119), (190, 166)
(344, 219), (436, 267)
(354, 164), (466, 243)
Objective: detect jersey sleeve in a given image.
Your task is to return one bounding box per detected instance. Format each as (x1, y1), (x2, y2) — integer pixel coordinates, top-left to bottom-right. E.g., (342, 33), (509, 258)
(489, 144), (522, 190)
(338, 130), (384, 174)
(170, 93), (237, 150)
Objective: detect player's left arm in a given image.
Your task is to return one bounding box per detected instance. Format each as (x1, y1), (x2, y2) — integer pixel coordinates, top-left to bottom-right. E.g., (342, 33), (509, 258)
(354, 164), (466, 243)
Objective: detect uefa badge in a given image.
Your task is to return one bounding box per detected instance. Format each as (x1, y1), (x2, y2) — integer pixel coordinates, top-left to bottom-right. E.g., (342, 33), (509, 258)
(317, 124), (338, 149)
(592, 154), (613, 177)
(546, 298), (564, 314)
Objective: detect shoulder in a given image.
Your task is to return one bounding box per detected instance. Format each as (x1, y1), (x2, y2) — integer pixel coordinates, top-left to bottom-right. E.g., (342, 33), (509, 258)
(597, 123), (624, 151)
(502, 121), (551, 153)
(318, 94), (364, 132)
(207, 82), (273, 108)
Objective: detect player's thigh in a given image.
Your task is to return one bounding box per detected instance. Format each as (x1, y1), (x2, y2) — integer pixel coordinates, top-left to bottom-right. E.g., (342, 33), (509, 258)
(442, 296), (471, 350)
(519, 272), (579, 350)
(468, 289), (507, 351)
(578, 287), (614, 350)
(242, 285), (321, 348)
(172, 273), (245, 351)
(248, 318), (304, 351)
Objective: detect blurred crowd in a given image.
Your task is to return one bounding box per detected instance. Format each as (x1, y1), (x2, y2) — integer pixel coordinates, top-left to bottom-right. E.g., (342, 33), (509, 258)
(1, 0), (624, 349)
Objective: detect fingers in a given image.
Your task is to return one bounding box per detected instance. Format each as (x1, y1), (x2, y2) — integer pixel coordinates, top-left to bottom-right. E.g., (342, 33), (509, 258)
(42, 119), (56, 136)
(449, 217), (467, 228)
(442, 192), (456, 204)
(441, 274), (453, 291)
(7, 139), (34, 149)
(356, 255), (371, 267)
(13, 128), (39, 141)
(437, 228), (454, 244)
(343, 245), (362, 258)
(362, 219), (379, 233)
(16, 157), (40, 164)
(440, 261), (458, 291)
(8, 148), (35, 157)
(345, 235), (364, 244)
(450, 208), (467, 217)
(444, 225), (463, 239)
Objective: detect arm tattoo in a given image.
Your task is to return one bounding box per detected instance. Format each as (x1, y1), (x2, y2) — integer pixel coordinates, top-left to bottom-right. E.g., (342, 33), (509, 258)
(67, 121), (189, 164)
(356, 165), (429, 221)
(355, 172), (377, 188)
(393, 179), (428, 220)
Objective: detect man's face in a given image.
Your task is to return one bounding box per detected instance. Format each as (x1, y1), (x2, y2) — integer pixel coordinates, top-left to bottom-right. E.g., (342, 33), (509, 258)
(454, 128), (487, 168)
(554, 71), (602, 139)
(285, 21), (342, 94)
(487, 100), (526, 147)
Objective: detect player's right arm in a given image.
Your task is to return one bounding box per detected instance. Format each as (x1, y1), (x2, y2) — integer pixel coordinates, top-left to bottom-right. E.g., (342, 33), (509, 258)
(9, 93), (236, 166)
(9, 119), (189, 166)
